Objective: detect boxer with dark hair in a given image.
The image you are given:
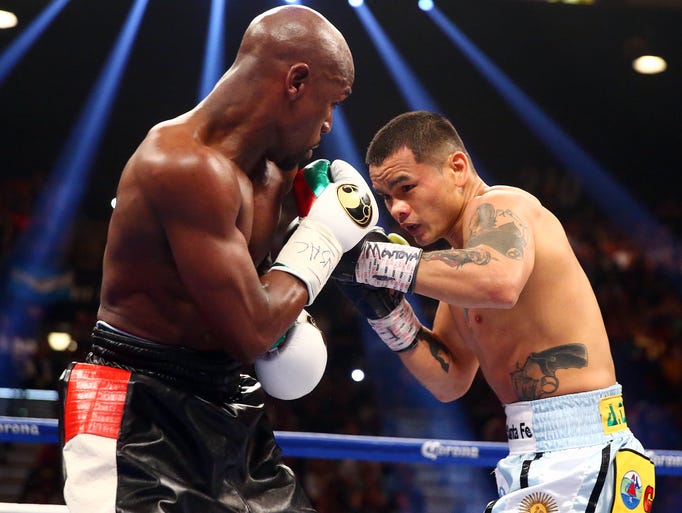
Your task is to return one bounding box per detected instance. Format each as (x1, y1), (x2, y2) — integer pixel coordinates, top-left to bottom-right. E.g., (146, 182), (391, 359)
(335, 111), (654, 513)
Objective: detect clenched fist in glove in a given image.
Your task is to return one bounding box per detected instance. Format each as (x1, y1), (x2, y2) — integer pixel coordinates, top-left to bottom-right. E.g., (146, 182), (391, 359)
(334, 224), (423, 294)
(272, 159), (378, 305)
(255, 309), (327, 400)
(332, 228), (422, 353)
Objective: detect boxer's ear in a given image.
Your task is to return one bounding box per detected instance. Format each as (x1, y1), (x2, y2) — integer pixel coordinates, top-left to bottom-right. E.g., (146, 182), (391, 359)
(286, 63), (310, 99)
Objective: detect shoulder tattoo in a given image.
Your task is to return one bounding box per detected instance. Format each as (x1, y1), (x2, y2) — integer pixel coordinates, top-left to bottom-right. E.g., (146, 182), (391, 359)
(510, 343), (588, 400)
(466, 202), (528, 259)
(419, 203), (528, 269)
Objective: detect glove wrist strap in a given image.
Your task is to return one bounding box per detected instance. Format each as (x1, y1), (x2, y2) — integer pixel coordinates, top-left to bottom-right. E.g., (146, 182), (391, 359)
(356, 241), (422, 293)
(367, 297), (420, 352)
(272, 218), (342, 305)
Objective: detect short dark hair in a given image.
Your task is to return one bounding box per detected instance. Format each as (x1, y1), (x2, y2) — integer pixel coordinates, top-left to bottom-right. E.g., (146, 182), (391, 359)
(365, 111), (467, 168)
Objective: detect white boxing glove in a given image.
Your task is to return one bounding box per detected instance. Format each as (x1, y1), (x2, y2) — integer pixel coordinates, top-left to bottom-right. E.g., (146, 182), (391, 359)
(255, 309), (327, 400)
(272, 159), (379, 305)
(304, 159), (379, 251)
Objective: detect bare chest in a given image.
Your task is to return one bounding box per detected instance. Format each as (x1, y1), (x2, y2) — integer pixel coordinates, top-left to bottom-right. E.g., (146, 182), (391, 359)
(448, 304), (519, 366)
(236, 167), (290, 266)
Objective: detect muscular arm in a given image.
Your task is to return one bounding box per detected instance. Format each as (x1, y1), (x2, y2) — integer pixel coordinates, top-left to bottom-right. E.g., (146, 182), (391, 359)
(146, 149), (307, 362)
(398, 302), (479, 402)
(414, 196), (536, 309)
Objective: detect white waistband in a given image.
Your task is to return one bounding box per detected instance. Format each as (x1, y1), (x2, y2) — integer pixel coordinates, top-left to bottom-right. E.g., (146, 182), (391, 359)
(95, 320), (151, 342)
(504, 384), (630, 454)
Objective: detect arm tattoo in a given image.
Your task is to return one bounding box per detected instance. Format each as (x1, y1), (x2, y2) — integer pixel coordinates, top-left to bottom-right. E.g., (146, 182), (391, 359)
(466, 203), (528, 260)
(417, 328), (450, 373)
(421, 248), (492, 268)
(419, 203), (528, 268)
(510, 343), (588, 400)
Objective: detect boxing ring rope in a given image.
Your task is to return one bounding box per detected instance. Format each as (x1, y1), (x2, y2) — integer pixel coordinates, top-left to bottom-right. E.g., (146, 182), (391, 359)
(1, 415), (681, 512)
(2, 415), (681, 473)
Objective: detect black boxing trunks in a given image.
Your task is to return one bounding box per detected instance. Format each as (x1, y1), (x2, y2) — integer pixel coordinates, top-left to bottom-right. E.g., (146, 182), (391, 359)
(59, 321), (315, 513)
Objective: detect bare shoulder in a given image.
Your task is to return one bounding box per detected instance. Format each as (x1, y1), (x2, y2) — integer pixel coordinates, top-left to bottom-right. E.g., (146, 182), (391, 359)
(130, 122), (243, 220)
(457, 186), (543, 258)
(463, 186), (541, 226)
(478, 185), (542, 208)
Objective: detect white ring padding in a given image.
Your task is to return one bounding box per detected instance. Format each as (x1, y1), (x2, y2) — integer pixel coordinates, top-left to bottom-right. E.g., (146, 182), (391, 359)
(0, 505), (68, 513)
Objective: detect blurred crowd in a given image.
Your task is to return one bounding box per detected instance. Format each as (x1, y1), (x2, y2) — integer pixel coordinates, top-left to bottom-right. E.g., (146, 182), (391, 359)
(0, 162), (680, 510)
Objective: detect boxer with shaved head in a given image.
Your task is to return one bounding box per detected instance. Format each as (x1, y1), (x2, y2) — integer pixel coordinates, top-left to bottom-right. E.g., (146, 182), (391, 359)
(59, 7), (377, 513)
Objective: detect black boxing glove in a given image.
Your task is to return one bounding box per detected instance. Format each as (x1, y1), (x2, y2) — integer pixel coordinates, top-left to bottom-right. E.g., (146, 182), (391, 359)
(332, 280), (403, 320)
(333, 227), (422, 293)
(332, 227), (393, 283)
(332, 231), (421, 353)
(333, 280), (421, 353)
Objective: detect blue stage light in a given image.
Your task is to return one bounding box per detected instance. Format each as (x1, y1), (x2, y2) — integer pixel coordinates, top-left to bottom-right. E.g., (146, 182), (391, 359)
(0, 0), (150, 388)
(425, 6), (679, 272)
(0, 0), (70, 86)
(418, 0), (434, 11)
(352, 3), (439, 113)
(198, 0), (226, 101)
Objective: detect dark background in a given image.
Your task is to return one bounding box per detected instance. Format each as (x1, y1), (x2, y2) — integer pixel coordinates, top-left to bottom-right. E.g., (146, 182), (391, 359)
(1, 0), (680, 216)
(0, 0), (680, 510)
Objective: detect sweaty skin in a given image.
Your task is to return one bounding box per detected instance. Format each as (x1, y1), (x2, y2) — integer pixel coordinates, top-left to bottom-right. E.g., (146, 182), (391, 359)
(98, 6), (354, 363)
(370, 147), (615, 404)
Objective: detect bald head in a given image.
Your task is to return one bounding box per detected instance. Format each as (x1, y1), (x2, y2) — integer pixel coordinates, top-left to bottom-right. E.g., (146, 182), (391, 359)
(236, 5), (354, 84)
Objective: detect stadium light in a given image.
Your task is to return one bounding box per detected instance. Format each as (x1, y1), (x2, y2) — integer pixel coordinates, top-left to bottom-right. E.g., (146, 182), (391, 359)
(418, 0), (434, 11)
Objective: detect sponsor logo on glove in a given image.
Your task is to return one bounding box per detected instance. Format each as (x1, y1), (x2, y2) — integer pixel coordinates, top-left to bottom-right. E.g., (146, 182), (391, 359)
(337, 183), (374, 228)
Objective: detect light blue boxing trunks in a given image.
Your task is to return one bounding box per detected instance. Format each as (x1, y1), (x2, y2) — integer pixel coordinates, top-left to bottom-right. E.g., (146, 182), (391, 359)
(485, 384), (655, 513)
